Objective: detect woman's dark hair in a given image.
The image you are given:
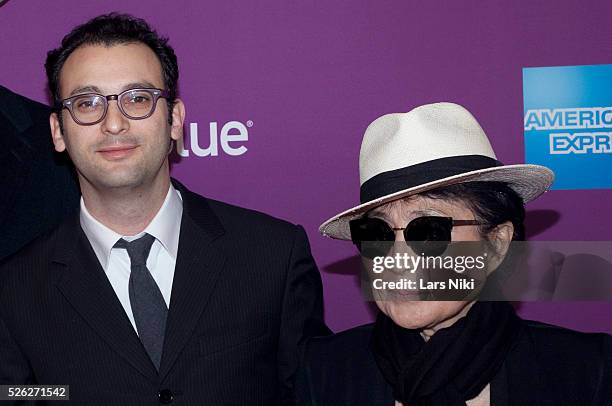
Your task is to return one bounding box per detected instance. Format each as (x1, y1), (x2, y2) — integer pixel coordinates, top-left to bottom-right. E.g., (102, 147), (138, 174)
(420, 181), (526, 241)
(45, 13), (178, 127)
(420, 181), (526, 295)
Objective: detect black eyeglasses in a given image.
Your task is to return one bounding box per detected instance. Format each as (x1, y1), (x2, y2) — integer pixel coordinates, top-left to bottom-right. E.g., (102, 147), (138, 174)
(349, 216), (481, 258)
(58, 88), (169, 126)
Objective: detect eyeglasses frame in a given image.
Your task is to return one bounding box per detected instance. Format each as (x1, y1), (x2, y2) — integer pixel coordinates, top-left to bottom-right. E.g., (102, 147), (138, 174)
(58, 88), (170, 126)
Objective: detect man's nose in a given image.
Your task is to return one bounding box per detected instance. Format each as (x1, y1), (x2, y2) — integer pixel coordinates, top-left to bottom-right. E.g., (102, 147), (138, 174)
(101, 100), (129, 134)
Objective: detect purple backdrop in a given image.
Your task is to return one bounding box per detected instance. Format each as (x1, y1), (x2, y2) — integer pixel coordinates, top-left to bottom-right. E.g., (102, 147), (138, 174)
(1, 0), (611, 333)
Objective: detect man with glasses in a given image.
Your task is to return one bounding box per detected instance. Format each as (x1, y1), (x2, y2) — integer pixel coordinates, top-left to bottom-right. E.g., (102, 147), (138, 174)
(0, 13), (327, 405)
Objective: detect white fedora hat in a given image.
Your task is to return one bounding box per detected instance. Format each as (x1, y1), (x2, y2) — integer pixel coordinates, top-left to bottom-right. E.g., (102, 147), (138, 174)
(319, 102), (555, 240)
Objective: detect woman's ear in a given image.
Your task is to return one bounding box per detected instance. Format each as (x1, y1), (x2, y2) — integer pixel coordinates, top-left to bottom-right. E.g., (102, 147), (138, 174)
(486, 221), (514, 271)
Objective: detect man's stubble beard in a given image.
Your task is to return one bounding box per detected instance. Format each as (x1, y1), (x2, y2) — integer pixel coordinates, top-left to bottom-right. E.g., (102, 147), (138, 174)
(63, 127), (174, 192)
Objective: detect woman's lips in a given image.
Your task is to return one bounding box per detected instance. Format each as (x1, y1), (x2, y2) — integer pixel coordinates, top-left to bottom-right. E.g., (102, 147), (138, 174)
(381, 289), (424, 302)
(97, 145), (138, 160)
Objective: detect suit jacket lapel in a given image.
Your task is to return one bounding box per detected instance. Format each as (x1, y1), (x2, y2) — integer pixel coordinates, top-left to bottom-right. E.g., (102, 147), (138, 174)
(159, 180), (227, 380)
(54, 214), (159, 383)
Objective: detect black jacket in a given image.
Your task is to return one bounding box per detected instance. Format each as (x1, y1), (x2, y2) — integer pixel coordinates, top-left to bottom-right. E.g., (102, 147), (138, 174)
(0, 180), (329, 405)
(297, 320), (612, 405)
(0, 85), (79, 261)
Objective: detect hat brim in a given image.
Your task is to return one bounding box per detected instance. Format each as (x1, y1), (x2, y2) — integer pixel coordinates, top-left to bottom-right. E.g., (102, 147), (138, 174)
(319, 164), (555, 240)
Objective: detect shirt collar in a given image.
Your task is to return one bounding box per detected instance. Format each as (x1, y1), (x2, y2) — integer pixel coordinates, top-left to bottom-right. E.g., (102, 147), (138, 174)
(80, 184), (183, 270)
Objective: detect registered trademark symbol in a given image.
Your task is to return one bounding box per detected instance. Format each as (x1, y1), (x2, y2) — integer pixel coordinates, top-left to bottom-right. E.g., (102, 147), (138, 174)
(246, 120), (254, 127)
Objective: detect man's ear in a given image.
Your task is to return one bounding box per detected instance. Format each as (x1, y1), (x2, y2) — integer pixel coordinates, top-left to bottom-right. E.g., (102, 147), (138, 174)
(50, 112), (66, 152)
(169, 99), (185, 142)
(486, 221), (514, 271)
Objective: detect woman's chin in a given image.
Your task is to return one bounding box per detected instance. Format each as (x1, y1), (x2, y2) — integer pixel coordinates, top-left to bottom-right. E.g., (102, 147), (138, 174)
(376, 300), (471, 331)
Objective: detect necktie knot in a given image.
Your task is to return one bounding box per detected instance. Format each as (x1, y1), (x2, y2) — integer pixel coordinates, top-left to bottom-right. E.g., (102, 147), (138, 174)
(115, 233), (156, 266)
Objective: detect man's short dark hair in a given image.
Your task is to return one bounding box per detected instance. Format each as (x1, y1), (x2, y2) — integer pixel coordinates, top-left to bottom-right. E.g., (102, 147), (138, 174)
(45, 13), (178, 124)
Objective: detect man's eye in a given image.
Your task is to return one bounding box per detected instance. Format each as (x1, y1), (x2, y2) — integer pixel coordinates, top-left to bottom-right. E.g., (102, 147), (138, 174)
(127, 94), (151, 104)
(76, 99), (99, 110)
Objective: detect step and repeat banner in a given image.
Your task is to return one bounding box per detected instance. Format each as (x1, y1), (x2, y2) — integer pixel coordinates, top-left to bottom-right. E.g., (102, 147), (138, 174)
(1, 0), (611, 333)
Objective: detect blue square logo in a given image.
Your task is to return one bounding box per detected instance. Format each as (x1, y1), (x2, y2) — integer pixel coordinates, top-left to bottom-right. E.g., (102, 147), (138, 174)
(523, 64), (612, 190)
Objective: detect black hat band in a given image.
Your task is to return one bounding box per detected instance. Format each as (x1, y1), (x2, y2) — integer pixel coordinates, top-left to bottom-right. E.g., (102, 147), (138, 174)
(359, 155), (503, 204)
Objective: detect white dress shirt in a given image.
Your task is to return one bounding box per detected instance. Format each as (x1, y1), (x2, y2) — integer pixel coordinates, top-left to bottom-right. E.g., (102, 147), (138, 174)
(79, 184), (183, 332)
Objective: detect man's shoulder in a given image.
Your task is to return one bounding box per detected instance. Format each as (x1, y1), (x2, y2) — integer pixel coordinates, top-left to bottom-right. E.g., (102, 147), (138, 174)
(0, 216), (72, 280)
(182, 186), (303, 240)
(1, 226), (59, 263)
(207, 197), (295, 228)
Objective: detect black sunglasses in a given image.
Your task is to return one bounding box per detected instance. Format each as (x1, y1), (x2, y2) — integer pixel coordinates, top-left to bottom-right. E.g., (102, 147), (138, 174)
(349, 216), (481, 258)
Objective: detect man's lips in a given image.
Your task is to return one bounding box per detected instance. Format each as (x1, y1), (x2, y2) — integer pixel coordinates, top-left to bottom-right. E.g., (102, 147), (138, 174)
(97, 145), (138, 159)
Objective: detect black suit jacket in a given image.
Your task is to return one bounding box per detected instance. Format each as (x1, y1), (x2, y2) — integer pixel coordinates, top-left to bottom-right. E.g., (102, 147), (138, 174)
(297, 320), (612, 405)
(0, 85), (79, 261)
(0, 180), (329, 405)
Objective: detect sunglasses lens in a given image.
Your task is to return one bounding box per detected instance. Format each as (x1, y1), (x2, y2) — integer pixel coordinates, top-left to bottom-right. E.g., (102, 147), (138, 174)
(349, 218), (395, 259)
(404, 217), (452, 256)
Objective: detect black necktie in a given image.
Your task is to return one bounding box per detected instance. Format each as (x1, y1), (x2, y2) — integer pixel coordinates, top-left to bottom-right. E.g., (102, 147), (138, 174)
(115, 233), (167, 370)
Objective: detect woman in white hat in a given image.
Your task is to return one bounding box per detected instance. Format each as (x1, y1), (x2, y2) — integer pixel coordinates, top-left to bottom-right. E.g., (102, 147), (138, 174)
(297, 102), (612, 405)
